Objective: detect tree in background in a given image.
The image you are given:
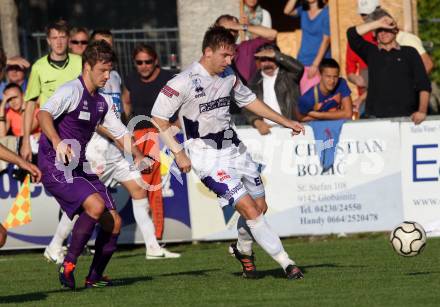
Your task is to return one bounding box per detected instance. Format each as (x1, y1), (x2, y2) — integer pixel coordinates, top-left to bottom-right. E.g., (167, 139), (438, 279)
(419, 0), (440, 84)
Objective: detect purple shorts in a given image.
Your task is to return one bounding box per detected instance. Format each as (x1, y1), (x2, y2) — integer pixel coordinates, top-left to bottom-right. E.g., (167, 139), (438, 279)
(42, 168), (116, 220)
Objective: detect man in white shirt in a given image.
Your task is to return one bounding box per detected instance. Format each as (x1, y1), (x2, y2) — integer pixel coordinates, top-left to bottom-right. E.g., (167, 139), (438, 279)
(244, 43), (304, 134)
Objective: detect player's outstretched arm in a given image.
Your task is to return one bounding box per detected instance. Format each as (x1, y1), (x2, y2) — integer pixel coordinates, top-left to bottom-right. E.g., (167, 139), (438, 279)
(0, 144), (42, 182)
(152, 116), (191, 173)
(20, 100), (37, 161)
(244, 98), (305, 135)
(110, 131), (153, 174)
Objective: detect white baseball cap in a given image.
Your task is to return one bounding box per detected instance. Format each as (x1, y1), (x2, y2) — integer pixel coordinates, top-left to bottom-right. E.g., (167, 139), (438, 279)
(358, 0), (380, 15)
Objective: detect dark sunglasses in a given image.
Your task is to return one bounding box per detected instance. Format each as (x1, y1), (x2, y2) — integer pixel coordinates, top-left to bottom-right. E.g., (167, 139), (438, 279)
(135, 59), (155, 66)
(6, 65), (24, 72)
(255, 56), (274, 62)
(70, 40), (88, 45)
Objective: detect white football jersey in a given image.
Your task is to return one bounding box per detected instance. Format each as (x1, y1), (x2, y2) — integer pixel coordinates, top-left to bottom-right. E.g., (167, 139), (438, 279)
(87, 70), (125, 163)
(99, 70), (122, 115)
(151, 62), (256, 151)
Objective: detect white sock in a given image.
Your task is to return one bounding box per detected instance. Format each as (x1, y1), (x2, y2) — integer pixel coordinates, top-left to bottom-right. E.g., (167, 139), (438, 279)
(246, 214), (294, 270)
(132, 198), (161, 251)
(236, 216), (253, 256)
(48, 212), (76, 251)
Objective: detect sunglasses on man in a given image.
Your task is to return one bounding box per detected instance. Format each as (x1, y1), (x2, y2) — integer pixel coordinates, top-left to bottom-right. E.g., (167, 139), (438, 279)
(70, 40), (88, 45)
(135, 59), (155, 66)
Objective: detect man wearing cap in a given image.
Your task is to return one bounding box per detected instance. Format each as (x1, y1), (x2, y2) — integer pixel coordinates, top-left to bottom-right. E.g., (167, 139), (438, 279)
(347, 13), (431, 124)
(243, 43), (304, 135)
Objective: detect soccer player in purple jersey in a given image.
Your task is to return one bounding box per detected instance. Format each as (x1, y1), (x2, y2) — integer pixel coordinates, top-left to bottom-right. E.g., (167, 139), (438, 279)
(37, 40), (149, 289)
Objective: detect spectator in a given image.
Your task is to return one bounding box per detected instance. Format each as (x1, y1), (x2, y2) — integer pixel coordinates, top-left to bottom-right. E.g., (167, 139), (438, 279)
(346, 0), (379, 117)
(296, 58), (352, 121)
(90, 29), (122, 113)
(243, 43), (304, 135)
(368, 8), (434, 75)
(242, 0), (272, 40)
(68, 27), (89, 56)
(347, 15), (431, 124)
(214, 14), (277, 84)
(0, 48), (30, 100)
(90, 29), (113, 46)
(0, 143), (42, 248)
(347, 2), (435, 116)
(284, 0), (331, 95)
(5, 64), (27, 89)
(20, 19), (82, 161)
(0, 83), (39, 137)
(122, 44), (175, 239)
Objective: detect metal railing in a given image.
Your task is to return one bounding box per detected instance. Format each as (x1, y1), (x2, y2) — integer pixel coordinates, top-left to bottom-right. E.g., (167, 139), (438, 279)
(26, 28), (180, 80)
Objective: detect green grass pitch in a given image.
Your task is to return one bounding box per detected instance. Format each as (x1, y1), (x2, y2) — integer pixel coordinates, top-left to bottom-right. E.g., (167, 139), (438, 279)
(0, 235), (439, 307)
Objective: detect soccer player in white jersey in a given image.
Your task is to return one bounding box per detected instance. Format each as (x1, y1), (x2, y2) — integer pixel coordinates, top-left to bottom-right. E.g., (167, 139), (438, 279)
(43, 32), (179, 264)
(152, 26), (305, 279)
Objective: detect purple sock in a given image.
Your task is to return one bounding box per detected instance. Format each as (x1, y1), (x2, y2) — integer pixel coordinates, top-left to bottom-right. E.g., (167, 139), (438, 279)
(64, 212), (97, 264)
(88, 229), (119, 281)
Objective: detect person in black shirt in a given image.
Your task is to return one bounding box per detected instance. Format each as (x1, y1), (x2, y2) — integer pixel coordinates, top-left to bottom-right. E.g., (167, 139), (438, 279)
(122, 44), (175, 239)
(347, 15), (431, 124)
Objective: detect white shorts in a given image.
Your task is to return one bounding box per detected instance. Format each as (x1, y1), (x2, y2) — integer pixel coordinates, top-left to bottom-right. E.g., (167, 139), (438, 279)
(190, 147), (265, 208)
(86, 134), (141, 188)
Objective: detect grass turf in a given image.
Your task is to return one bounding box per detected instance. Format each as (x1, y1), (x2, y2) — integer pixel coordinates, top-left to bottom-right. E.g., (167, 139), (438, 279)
(0, 235), (439, 307)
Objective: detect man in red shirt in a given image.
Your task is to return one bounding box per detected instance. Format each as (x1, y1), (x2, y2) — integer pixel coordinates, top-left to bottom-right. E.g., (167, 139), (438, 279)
(345, 0), (379, 117)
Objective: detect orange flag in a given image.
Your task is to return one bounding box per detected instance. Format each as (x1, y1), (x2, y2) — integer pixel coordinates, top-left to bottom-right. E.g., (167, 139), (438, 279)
(3, 175), (32, 229)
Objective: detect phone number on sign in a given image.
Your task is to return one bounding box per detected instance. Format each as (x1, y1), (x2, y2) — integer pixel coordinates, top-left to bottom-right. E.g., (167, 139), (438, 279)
(327, 213), (378, 224)
(314, 203), (362, 213)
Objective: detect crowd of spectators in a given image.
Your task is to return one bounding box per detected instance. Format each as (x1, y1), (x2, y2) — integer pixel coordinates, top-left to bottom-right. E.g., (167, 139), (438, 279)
(0, 0), (436, 252)
(0, 0), (435, 144)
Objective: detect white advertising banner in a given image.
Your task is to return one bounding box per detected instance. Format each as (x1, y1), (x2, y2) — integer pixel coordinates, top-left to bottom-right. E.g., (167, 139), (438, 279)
(0, 144), (193, 250)
(189, 121), (403, 240)
(401, 120), (440, 234)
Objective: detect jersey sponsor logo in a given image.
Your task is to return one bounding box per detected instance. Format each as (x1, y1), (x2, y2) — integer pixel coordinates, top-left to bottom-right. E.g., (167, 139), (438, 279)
(191, 77), (204, 93)
(254, 176), (262, 186)
(161, 85), (180, 98)
(79, 111), (90, 121)
(199, 96), (230, 113)
(217, 169), (231, 182)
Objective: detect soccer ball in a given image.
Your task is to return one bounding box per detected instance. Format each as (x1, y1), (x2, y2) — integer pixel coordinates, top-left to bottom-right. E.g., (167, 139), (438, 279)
(389, 221), (427, 257)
